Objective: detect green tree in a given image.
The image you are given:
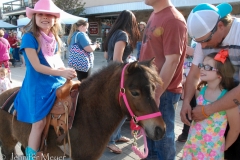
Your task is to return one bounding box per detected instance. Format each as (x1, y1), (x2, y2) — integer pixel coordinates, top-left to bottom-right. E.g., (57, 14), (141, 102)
(54, 0), (86, 16)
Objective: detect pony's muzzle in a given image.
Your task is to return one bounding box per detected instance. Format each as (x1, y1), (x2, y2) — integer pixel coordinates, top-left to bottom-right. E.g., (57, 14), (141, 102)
(154, 126), (165, 140)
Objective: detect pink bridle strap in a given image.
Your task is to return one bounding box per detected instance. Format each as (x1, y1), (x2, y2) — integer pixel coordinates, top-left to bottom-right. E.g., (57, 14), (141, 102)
(119, 63), (162, 123)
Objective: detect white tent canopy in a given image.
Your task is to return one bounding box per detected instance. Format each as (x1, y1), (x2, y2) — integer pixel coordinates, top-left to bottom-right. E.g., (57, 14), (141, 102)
(17, 10), (87, 27)
(0, 20), (18, 28)
(59, 11), (87, 24)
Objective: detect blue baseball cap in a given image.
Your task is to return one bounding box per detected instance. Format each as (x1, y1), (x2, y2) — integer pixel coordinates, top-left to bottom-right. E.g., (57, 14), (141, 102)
(187, 3), (232, 39)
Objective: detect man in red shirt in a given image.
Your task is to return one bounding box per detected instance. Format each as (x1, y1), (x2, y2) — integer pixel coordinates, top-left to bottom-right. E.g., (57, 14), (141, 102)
(7, 31), (19, 61)
(139, 0), (187, 159)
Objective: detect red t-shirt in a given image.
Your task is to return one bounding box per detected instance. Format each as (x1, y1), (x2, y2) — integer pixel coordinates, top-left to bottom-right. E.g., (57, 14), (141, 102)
(139, 6), (187, 93)
(7, 36), (17, 48)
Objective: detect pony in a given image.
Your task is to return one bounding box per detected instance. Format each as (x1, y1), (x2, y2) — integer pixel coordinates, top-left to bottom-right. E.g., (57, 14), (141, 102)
(0, 59), (166, 160)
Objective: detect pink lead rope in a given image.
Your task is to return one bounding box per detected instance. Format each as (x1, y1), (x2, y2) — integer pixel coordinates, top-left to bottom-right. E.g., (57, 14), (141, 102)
(119, 63), (162, 159)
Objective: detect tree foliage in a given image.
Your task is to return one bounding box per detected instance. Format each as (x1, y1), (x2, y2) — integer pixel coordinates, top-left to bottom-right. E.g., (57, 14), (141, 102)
(54, 0), (86, 16)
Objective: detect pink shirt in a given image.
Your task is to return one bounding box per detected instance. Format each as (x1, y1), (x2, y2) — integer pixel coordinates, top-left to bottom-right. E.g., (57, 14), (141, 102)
(0, 37), (10, 61)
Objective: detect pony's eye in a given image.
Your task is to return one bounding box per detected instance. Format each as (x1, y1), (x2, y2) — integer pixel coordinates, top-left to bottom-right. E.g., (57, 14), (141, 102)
(131, 91), (140, 97)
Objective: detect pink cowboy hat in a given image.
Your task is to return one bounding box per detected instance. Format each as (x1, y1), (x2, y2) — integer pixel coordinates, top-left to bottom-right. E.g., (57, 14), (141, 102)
(26, 0), (60, 19)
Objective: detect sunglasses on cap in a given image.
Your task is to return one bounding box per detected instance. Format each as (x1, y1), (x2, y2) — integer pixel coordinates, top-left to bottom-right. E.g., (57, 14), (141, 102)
(198, 63), (218, 71)
(193, 18), (219, 43)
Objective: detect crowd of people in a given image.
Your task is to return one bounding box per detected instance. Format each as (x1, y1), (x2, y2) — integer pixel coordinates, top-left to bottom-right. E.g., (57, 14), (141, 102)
(1, 0), (240, 159)
(0, 27), (27, 95)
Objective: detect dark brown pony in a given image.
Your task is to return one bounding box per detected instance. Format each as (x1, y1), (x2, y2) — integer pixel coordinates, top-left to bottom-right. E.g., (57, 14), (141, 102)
(0, 59), (166, 160)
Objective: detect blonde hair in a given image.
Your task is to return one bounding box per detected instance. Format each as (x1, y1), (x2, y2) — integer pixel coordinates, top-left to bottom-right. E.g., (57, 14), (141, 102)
(24, 14), (63, 53)
(0, 29), (4, 37)
(0, 68), (7, 77)
(67, 20), (88, 45)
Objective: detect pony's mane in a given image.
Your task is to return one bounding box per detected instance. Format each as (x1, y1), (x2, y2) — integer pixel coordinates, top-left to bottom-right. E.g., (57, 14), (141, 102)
(80, 62), (123, 88)
(79, 61), (162, 95)
(137, 63), (162, 87)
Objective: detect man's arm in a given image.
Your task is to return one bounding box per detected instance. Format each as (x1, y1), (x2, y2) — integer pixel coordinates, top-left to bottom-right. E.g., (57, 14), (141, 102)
(192, 85), (240, 121)
(155, 54), (180, 105)
(180, 64), (200, 125)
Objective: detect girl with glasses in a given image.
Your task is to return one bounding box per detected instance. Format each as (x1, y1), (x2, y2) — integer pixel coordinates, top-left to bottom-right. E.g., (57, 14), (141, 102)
(183, 50), (240, 159)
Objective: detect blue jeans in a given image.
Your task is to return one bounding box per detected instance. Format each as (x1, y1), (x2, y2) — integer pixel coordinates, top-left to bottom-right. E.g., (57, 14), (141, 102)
(108, 117), (127, 145)
(13, 48), (20, 61)
(136, 41), (142, 60)
(146, 91), (180, 160)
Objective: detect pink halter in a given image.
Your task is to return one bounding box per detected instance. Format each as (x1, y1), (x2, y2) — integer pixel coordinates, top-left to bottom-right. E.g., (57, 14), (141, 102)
(118, 63), (162, 159)
(119, 63), (162, 123)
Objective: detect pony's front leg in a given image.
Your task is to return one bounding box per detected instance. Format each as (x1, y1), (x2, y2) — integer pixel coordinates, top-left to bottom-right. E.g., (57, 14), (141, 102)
(0, 139), (18, 160)
(45, 128), (69, 158)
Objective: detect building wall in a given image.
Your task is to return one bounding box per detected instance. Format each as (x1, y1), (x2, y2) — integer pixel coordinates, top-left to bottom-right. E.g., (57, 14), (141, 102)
(83, 0), (141, 7)
(83, 0), (240, 8)
(83, 0), (240, 44)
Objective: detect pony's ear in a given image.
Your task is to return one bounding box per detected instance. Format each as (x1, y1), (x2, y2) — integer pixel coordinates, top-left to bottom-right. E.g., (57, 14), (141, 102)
(127, 61), (138, 74)
(138, 57), (155, 68)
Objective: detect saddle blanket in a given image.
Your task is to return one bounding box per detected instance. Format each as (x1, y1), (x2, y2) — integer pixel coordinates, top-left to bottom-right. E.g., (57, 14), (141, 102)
(0, 89), (19, 114)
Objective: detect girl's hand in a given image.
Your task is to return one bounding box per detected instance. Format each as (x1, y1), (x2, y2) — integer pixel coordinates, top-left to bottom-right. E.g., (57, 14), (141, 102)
(59, 68), (76, 79)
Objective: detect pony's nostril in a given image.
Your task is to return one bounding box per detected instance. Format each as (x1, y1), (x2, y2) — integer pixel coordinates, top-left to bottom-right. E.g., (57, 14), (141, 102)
(154, 126), (165, 140)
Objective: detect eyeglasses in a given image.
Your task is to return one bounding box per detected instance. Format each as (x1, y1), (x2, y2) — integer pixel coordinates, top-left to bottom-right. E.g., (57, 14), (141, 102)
(198, 63), (218, 71)
(193, 19), (219, 43)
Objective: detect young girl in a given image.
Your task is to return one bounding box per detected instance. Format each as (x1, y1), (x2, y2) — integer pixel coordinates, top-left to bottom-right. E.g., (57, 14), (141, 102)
(14, 0), (76, 159)
(0, 68), (12, 94)
(182, 50), (240, 159)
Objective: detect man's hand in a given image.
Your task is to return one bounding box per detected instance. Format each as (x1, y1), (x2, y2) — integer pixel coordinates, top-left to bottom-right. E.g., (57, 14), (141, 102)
(180, 101), (192, 126)
(192, 105), (208, 122)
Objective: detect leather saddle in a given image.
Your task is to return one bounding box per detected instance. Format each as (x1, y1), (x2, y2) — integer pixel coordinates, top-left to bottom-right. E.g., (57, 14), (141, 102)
(39, 79), (81, 156)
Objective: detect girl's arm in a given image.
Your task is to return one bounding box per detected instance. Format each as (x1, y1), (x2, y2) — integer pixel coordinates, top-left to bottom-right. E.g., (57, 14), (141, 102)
(225, 107), (240, 150)
(113, 41), (126, 63)
(25, 48), (76, 79)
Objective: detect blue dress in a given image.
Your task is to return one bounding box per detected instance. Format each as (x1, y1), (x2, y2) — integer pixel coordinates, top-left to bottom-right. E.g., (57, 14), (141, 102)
(14, 33), (66, 123)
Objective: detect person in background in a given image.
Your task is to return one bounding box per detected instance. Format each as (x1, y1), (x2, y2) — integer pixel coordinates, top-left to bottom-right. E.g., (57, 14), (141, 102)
(136, 21), (146, 60)
(180, 3), (240, 159)
(0, 68), (12, 94)
(67, 20), (100, 81)
(0, 29), (12, 82)
(7, 31), (19, 62)
(14, 0), (76, 159)
(1, 28), (9, 39)
(19, 27), (26, 67)
(183, 51), (240, 159)
(103, 10), (140, 154)
(139, 0), (187, 159)
(13, 31), (20, 62)
(177, 40), (196, 142)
